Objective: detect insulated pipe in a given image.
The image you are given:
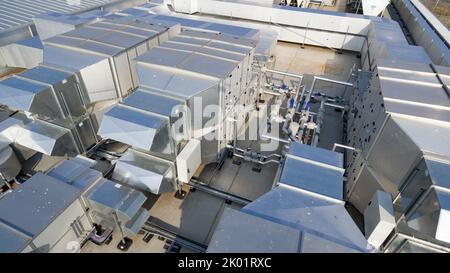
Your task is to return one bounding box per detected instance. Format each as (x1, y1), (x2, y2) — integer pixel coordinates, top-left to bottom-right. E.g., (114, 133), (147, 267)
(228, 145), (282, 159)
(189, 179), (251, 206)
(294, 84), (304, 110)
(232, 153), (281, 165)
(312, 100), (325, 146)
(226, 145), (282, 162)
(314, 76), (354, 87)
(298, 85), (307, 111)
(263, 90), (282, 96)
(324, 102), (346, 110)
(332, 143), (359, 152)
(112, 211), (126, 245)
(262, 68), (304, 79)
(305, 76), (354, 111)
(261, 134), (291, 144)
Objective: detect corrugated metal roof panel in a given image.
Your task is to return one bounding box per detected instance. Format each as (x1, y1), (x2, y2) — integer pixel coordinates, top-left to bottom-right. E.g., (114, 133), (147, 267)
(0, 0), (117, 32)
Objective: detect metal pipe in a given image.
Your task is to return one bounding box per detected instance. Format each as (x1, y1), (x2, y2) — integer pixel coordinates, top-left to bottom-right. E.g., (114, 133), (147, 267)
(226, 145), (281, 160)
(256, 69), (263, 109)
(296, 85), (306, 110)
(312, 100), (325, 146)
(261, 134), (291, 144)
(263, 90), (282, 96)
(189, 179), (251, 206)
(0, 173), (12, 190)
(314, 76), (354, 87)
(262, 68), (304, 79)
(297, 117), (307, 144)
(332, 143), (359, 152)
(324, 102), (345, 110)
(304, 76), (353, 112)
(264, 153), (283, 160)
(233, 153), (281, 165)
(112, 211), (126, 244)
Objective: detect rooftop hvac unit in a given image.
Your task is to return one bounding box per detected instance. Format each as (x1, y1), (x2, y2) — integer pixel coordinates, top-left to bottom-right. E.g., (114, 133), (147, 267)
(0, 66), (87, 120)
(43, 19), (180, 105)
(0, 172), (90, 253)
(346, 62), (450, 213)
(132, 30), (257, 164)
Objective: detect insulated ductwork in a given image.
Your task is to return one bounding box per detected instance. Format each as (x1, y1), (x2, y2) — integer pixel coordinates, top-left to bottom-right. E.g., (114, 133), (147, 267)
(86, 178), (149, 238)
(112, 148), (177, 194)
(0, 114), (79, 157)
(43, 18), (181, 104)
(98, 88), (185, 161)
(97, 29), (259, 195)
(34, 10), (110, 41)
(0, 66), (87, 120)
(361, 21), (433, 70)
(165, 0), (449, 68)
(0, 37), (43, 69)
(0, 66), (98, 153)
